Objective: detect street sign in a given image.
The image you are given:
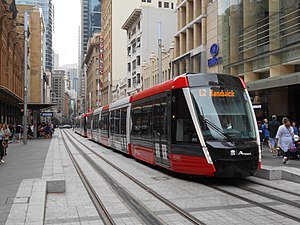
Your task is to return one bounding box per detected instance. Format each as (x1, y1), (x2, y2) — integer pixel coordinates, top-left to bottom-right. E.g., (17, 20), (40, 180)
(40, 112), (53, 117)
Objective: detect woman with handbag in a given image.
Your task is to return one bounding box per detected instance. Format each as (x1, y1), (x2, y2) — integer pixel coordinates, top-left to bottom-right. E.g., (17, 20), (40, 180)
(0, 123), (5, 164)
(275, 117), (294, 164)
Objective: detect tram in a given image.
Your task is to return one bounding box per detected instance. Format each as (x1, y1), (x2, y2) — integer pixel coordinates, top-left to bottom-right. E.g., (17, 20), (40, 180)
(75, 73), (261, 177)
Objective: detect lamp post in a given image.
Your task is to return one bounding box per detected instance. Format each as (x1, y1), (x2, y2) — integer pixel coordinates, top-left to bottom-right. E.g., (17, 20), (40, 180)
(158, 22), (162, 84)
(23, 12), (29, 145)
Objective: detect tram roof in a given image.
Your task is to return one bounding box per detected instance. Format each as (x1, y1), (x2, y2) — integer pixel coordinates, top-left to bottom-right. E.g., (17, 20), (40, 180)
(131, 75), (189, 102)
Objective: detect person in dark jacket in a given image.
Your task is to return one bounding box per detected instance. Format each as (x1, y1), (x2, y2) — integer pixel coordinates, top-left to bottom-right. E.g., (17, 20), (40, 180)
(269, 115), (280, 157)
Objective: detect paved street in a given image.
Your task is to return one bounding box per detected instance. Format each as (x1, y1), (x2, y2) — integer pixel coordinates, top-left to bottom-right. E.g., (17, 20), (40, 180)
(0, 138), (51, 225)
(0, 132), (300, 225)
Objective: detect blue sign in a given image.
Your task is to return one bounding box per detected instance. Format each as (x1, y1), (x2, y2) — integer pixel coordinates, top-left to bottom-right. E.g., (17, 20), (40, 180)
(41, 112), (53, 117)
(210, 44), (219, 56)
(208, 43), (222, 67)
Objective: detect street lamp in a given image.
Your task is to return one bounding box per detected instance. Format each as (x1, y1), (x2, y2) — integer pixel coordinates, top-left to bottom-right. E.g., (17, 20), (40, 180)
(158, 22), (162, 84)
(23, 12), (29, 145)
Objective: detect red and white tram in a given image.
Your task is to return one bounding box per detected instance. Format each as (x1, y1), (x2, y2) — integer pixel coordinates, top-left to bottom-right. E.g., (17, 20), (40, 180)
(76, 73), (261, 177)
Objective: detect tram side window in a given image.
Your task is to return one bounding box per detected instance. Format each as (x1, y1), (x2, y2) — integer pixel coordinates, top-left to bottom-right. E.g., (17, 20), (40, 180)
(141, 105), (152, 140)
(171, 90), (198, 143)
(132, 107), (142, 138)
(115, 110), (120, 134)
(110, 111), (115, 134)
(153, 99), (167, 141)
(121, 108), (127, 135)
(101, 112), (109, 137)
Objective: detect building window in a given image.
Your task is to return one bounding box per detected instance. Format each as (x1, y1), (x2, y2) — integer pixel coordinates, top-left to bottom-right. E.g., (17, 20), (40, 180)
(128, 78), (131, 88)
(137, 21), (140, 29)
(164, 2), (169, 8)
(158, 1), (162, 7)
(147, 0), (151, 2)
(128, 62), (131, 72)
(132, 60), (136, 70)
(171, 2), (174, 9)
(137, 73), (141, 83)
(137, 55), (141, 66)
(133, 77), (137, 87)
(127, 46), (131, 56)
(142, 0), (146, 2)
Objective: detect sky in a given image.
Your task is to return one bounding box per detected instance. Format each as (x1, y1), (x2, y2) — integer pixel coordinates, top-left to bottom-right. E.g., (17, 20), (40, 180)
(53, 0), (80, 67)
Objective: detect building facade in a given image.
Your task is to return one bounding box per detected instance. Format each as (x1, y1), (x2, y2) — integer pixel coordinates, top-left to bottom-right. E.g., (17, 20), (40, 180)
(173, 0), (208, 76)
(80, 0), (101, 113)
(206, 0), (300, 124)
(84, 32), (101, 109)
(0, 0), (24, 124)
(52, 70), (65, 121)
(17, 5), (45, 103)
(143, 43), (174, 90)
(122, 3), (176, 95)
(16, 0), (54, 71)
(101, 0), (143, 105)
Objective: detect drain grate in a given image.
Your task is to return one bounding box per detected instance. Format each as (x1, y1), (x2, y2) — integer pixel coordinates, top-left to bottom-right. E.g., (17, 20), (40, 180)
(152, 176), (170, 181)
(6, 197), (30, 204)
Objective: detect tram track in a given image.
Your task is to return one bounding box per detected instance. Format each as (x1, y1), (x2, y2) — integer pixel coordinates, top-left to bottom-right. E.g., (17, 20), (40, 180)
(197, 178), (300, 223)
(61, 129), (115, 225)
(62, 130), (206, 225)
(242, 178), (300, 198)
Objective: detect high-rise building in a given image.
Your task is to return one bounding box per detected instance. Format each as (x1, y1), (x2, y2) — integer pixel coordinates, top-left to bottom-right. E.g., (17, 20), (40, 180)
(101, 0), (142, 105)
(17, 5), (45, 103)
(206, 0), (300, 123)
(173, 0), (208, 76)
(52, 70), (65, 116)
(81, 0), (101, 57)
(122, 2), (177, 95)
(16, 0), (54, 71)
(80, 0), (101, 113)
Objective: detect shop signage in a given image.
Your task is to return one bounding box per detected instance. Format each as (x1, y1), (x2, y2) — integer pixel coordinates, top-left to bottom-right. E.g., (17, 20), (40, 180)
(252, 105), (262, 109)
(40, 112), (53, 117)
(208, 43), (222, 67)
(99, 36), (104, 76)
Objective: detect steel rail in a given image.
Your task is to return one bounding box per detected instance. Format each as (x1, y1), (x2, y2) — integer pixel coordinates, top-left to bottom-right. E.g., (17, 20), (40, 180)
(66, 130), (206, 225)
(61, 132), (115, 225)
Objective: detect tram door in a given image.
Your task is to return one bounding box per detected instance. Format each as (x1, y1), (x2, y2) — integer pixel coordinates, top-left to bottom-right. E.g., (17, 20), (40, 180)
(120, 108), (127, 151)
(153, 96), (170, 167)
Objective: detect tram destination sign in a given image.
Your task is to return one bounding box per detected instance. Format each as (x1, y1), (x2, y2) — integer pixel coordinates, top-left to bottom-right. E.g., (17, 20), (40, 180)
(40, 112), (53, 117)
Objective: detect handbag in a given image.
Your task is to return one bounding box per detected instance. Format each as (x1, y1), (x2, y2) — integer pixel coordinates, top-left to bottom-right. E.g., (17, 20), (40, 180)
(289, 143), (297, 152)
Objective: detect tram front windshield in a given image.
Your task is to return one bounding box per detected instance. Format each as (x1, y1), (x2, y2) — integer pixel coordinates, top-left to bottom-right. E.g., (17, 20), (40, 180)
(190, 86), (257, 142)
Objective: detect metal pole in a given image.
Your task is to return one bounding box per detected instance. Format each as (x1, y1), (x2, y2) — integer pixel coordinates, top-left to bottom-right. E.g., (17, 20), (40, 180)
(23, 12), (28, 144)
(108, 72), (110, 103)
(158, 22), (162, 84)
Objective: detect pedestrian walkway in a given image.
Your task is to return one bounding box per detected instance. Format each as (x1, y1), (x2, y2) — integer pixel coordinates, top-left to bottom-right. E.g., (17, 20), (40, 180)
(1, 133), (300, 224)
(256, 144), (300, 183)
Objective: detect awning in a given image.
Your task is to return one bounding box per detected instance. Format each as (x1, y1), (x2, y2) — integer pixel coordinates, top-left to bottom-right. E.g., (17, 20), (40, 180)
(19, 103), (57, 110)
(246, 72), (300, 91)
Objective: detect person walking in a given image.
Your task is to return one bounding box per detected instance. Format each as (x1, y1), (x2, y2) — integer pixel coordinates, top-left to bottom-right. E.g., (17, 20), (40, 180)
(2, 123), (11, 156)
(261, 119), (270, 149)
(269, 115), (280, 158)
(276, 117), (294, 164)
(292, 122), (299, 136)
(0, 124), (5, 164)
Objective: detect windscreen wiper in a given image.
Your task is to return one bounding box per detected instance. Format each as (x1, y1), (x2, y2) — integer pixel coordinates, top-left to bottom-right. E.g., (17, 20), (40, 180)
(204, 118), (235, 143)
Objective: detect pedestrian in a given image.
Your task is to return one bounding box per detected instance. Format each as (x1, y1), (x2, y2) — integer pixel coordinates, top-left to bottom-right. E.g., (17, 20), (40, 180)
(269, 115), (280, 158)
(275, 117), (294, 164)
(257, 121), (264, 149)
(292, 122), (299, 136)
(15, 124), (22, 142)
(0, 123), (4, 164)
(261, 118), (270, 149)
(2, 123), (11, 156)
